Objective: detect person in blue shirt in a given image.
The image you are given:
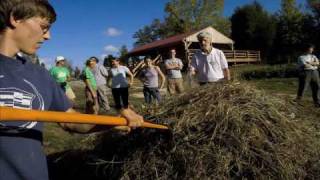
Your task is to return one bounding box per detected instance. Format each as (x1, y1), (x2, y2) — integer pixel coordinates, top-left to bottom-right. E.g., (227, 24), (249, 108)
(0, 1), (143, 180)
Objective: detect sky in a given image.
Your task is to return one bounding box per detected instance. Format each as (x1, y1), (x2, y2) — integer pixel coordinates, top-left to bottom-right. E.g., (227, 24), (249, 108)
(38, 0), (307, 68)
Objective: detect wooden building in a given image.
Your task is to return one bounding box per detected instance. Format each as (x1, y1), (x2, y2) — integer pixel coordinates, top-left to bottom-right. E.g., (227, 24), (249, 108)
(127, 26), (260, 75)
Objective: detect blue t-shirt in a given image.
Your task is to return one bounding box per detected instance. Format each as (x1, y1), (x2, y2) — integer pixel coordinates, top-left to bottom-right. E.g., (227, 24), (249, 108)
(0, 54), (71, 180)
(110, 65), (130, 88)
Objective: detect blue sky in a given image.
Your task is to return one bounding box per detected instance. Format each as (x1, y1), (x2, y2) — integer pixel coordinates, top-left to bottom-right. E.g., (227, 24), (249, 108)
(38, 0), (307, 68)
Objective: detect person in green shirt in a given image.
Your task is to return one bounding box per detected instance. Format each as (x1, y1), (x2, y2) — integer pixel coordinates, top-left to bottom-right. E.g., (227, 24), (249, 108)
(50, 56), (76, 102)
(82, 57), (99, 114)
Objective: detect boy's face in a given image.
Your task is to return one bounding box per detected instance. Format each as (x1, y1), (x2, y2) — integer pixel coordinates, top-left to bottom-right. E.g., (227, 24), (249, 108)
(13, 17), (51, 55)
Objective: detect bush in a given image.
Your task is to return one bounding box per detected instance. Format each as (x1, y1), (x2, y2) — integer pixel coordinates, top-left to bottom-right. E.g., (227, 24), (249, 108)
(232, 64), (298, 80)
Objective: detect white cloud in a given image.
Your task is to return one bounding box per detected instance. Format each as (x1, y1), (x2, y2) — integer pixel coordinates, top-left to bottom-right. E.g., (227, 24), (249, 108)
(105, 27), (122, 37)
(104, 45), (119, 53)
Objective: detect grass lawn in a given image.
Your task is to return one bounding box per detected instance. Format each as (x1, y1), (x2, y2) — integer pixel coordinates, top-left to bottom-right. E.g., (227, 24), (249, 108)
(43, 71), (318, 154)
(248, 78), (298, 95)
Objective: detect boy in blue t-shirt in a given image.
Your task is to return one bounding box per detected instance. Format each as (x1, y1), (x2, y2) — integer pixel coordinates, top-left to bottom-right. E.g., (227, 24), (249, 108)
(0, 1), (143, 180)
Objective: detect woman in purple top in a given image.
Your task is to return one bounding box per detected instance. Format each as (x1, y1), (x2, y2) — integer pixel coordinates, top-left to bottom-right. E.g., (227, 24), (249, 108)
(139, 56), (165, 104)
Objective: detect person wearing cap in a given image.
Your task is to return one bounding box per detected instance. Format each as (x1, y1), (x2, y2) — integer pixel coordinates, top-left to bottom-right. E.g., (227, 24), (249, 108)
(296, 44), (320, 107)
(89, 56), (111, 112)
(189, 31), (231, 85)
(165, 48), (184, 94)
(49, 56), (76, 103)
(82, 57), (99, 114)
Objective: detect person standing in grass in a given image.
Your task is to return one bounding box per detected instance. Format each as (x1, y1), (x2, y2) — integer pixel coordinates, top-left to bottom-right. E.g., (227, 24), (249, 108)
(165, 48), (184, 94)
(50, 56), (76, 103)
(189, 31), (230, 85)
(90, 56), (111, 112)
(82, 58), (99, 114)
(108, 58), (134, 111)
(139, 56), (166, 104)
(296, 44), (320, 107)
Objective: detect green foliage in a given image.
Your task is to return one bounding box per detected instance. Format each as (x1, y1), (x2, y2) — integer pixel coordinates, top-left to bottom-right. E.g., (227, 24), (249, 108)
(272, 0), (307, 64)
(231, 2), (276, 62)
(232, 64), (298, 80)
(307, 0), (320, 16)
(133, 0), (230, 46)
(119, 45), (128, 59)
(305, 0), (320, 50)
(164, 0), (229, 34)
(133, 19), (164, 47)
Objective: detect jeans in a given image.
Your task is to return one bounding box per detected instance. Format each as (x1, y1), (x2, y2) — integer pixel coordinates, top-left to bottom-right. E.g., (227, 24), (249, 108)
(143, 87), (161, 104)
(111, 88), (129, 110)
(297, 70), (320, 105)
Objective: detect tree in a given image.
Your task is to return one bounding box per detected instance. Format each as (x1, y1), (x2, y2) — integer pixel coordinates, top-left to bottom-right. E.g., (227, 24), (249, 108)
(133, 19), (163, 47)
(119, 45), (129, 64)
(273, 0), (306, 63)
(119, 45), (128, 59)
(231, 2), (276, 62)
(133, 0), (230, 46)
(305, 0), (320, 49)
(164, 0), (229, 34)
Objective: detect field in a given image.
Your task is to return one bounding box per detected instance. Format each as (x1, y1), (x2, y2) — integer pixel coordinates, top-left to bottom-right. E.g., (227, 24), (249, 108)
(43, 65), (320, 178)
(43, 65), (317, 153)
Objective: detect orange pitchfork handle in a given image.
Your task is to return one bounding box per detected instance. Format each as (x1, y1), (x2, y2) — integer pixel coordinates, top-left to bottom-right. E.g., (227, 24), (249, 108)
(0, 106), (168, 130)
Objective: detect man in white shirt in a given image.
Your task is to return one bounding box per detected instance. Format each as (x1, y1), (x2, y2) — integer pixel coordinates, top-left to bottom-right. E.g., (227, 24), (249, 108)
(189, 31), (230, 85)
(296, 44), (320, 107)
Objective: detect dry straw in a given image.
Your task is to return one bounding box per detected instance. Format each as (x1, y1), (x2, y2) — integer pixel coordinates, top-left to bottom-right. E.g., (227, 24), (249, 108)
(50, 82), (320, 179)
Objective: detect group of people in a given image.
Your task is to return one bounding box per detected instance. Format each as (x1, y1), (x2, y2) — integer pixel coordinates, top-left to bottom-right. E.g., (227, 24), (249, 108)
(11, 0), (319, 180)
(0, 1), (230, 178)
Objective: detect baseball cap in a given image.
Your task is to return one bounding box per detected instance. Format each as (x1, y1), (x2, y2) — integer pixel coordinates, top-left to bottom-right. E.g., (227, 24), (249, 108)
(55, 56), (65, 63)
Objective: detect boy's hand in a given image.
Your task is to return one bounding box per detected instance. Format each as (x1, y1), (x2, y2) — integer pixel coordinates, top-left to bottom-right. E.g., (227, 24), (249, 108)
(120, 108), (144, 128)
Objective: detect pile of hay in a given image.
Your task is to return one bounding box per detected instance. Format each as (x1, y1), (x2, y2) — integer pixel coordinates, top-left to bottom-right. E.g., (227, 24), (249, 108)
(49, 82), (320, 179)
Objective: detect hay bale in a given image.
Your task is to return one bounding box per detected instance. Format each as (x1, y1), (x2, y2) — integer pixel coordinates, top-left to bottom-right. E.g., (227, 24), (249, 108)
(50, 82), (320, 179)
(117, 82), (320, 179)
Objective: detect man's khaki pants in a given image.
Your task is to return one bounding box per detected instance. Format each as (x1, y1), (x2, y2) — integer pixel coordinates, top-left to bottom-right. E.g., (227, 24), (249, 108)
(167, 78), (184, 95)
